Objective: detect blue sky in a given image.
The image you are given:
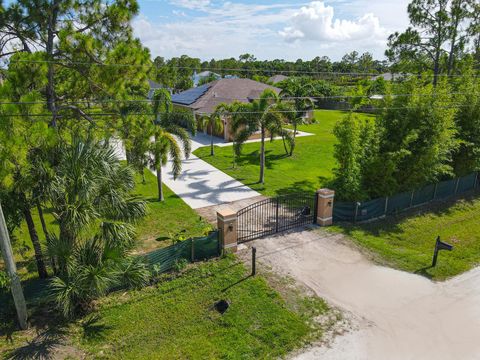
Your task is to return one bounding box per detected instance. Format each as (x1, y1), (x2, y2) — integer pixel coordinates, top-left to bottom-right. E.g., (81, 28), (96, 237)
(134, 0), (411, 61)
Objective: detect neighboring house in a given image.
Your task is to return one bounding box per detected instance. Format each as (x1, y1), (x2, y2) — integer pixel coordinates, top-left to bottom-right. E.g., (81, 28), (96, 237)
(268, 74), (288, 84)
(192, 71), (221, 87)
(370, 72), (411, 81)
(147, 79), (172, 99)
(172, 78), (281, 141)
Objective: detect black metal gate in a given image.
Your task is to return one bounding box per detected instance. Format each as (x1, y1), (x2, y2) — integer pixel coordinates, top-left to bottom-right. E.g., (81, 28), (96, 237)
(237, 193), (317, 243)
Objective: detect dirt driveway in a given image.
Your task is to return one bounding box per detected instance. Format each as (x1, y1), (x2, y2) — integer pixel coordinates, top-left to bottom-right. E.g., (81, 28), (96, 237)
(247, 227), (480, 360)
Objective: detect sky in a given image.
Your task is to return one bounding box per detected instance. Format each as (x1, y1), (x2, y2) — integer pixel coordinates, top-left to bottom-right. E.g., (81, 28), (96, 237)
(134, 0), (411, 61)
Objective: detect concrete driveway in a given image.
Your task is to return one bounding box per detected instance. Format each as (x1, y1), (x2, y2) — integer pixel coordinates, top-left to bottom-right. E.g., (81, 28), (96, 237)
(161, 132), (261, 209)
(249, 228), (480, 360)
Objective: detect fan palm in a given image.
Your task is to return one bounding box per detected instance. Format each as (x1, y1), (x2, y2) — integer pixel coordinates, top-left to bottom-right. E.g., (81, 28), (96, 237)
(230, 89), (293, 184)
(280, 78), (315, 155)
(198, 106), (225, 156)
(151, 89), (194, 201)
(47, 136), (149, 318)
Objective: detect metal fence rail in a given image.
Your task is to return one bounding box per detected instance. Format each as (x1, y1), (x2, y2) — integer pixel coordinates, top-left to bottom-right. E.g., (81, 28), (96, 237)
(333, 172), (479, 223)
(237, 193), (316, 243)
(144, 231), (220, 270)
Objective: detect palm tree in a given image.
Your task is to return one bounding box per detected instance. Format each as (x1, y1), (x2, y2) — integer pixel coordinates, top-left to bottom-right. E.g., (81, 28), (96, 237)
(198, 107), (225, 156)
(280, 78), (315, 155)
(47, 135), (149, 317)
(230, 89), (293, 184)
(151, 89), (194, 201)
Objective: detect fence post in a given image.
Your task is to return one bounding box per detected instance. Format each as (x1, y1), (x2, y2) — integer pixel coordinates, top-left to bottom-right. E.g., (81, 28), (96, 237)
(191, 238), (195, 262)
(454, 177), (460, 195)
(275, 197), (279, 233)
(409, 190), (415, 208)
(251, 247), (256, 276)
(354, 202), (360, 224)
(315, 189), (335, 226)
(217, 207), (238, 253)
(433, 183), (438, 200)
(384, 196), (389, 216)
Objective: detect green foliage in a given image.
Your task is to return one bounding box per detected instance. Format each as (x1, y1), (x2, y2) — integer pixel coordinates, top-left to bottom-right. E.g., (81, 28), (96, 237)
(47, 136), (148, 318)
(452, 70), (480, 176)
(332, 113), (364, 200)
(0, 270), (10, 290)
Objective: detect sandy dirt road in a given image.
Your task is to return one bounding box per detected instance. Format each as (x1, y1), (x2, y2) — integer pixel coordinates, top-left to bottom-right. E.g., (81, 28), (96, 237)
(249, 228), (480, 360)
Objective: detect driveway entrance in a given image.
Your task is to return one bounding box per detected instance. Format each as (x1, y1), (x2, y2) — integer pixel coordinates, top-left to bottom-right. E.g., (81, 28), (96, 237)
(250, 228), (480, 360)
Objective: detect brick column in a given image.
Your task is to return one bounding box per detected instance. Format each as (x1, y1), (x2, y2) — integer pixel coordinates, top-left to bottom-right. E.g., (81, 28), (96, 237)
(316, 188), (335, 226)
(217, 207), (238, 253)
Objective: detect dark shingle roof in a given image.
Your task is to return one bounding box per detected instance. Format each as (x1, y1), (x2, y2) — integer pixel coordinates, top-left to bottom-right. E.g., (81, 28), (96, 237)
(172, 78), (281, 114)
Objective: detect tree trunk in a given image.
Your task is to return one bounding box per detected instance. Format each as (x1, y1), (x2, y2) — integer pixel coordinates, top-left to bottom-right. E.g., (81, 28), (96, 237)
(0, 202), (28, 330)
(157, 165), (164, 202)
(141, 169), (146, 184)
(259, 127), (265, 184)
(46, 1), (60, 127)
(290, 123), (297, 156)
(36, 201), (49, 239)
(210, 133), (214, 156)
(22, 204), (48, 279)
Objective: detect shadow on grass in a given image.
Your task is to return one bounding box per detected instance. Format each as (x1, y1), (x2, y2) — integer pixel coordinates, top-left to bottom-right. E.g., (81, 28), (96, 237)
(414, 266), (434, 279)
(338, 191), (480, 240)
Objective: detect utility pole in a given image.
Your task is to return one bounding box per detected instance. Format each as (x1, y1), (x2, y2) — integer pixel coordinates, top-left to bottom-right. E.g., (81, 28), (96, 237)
(0, 202), (28, 330)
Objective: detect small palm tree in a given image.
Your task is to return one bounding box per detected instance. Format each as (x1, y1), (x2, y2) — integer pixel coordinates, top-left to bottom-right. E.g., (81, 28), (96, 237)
(230, 89), (293, 184)
(151, 89), (194, 201)
(47, 135), (149, 318)
(198, 107), (225, 156)
(280, 78), (315, 155)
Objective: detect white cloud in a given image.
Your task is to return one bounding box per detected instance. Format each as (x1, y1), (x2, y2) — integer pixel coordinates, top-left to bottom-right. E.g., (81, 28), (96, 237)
(169, 0), (210, 10)
(280, 1), (386, 43)
(133, 0), (408, 61)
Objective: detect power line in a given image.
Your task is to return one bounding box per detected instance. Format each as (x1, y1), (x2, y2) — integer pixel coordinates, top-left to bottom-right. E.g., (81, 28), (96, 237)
(0, 105), (470, 118)
(6, 59), (480, 78)
(0, 92), (474, 106)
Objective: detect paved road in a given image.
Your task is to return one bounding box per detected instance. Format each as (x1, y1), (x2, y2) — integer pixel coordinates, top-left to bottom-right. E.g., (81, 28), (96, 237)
(249, 228), (480, 360)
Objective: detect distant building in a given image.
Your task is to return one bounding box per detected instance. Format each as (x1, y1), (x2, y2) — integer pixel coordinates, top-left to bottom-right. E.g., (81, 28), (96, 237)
(370, 73), (411, 81)
(268, 74), (289, 84)
(172, 78), (281, 141)
(147, 79), (172, 99)
(192, 71), (221, 87)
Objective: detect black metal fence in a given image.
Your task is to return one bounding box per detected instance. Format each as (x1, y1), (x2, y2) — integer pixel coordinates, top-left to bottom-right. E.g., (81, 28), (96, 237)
(237, 194), (317, 243)
(333, 172), (479, 223)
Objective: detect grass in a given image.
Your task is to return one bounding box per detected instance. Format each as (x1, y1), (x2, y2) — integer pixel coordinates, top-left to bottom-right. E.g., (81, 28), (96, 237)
(193, 110), (373, 197)
(132, 170), (211, 253)
(2, 256), (332, 359)
(331, 195), (480, 280)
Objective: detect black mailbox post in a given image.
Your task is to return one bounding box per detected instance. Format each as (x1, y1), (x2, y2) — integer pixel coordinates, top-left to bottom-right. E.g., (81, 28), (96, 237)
(432, 236), (453, 267)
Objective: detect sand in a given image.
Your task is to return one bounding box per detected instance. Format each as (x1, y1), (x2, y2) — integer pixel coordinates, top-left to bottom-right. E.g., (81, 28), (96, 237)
(250, 228), (480, 360)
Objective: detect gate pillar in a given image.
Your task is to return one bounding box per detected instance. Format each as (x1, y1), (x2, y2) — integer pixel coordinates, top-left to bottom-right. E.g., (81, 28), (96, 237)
(217, 207), (238, 253)
(316, 189), (335, 226)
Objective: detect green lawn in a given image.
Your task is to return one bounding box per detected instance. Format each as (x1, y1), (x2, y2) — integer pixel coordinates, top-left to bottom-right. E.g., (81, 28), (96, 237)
(2, 256), (333, 359)
(194, 110), (373, 197)
(332, 196), (480, 280)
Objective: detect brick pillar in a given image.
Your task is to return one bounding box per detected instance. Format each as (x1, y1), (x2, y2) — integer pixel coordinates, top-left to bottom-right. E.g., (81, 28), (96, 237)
(316, 188), (335, 226)
(217, 207), (238, 253)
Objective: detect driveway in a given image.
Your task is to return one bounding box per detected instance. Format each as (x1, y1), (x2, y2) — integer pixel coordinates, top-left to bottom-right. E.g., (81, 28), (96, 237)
(249, 228), (480, 360)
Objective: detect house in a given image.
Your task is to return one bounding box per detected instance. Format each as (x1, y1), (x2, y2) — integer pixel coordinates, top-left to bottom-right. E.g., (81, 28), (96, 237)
(147, 79), (172, 99)
(192, 71), (221, 87)
(268, 74), (288, 84)
(370, 72), (411, 81)
(172, 78), (281, 141)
